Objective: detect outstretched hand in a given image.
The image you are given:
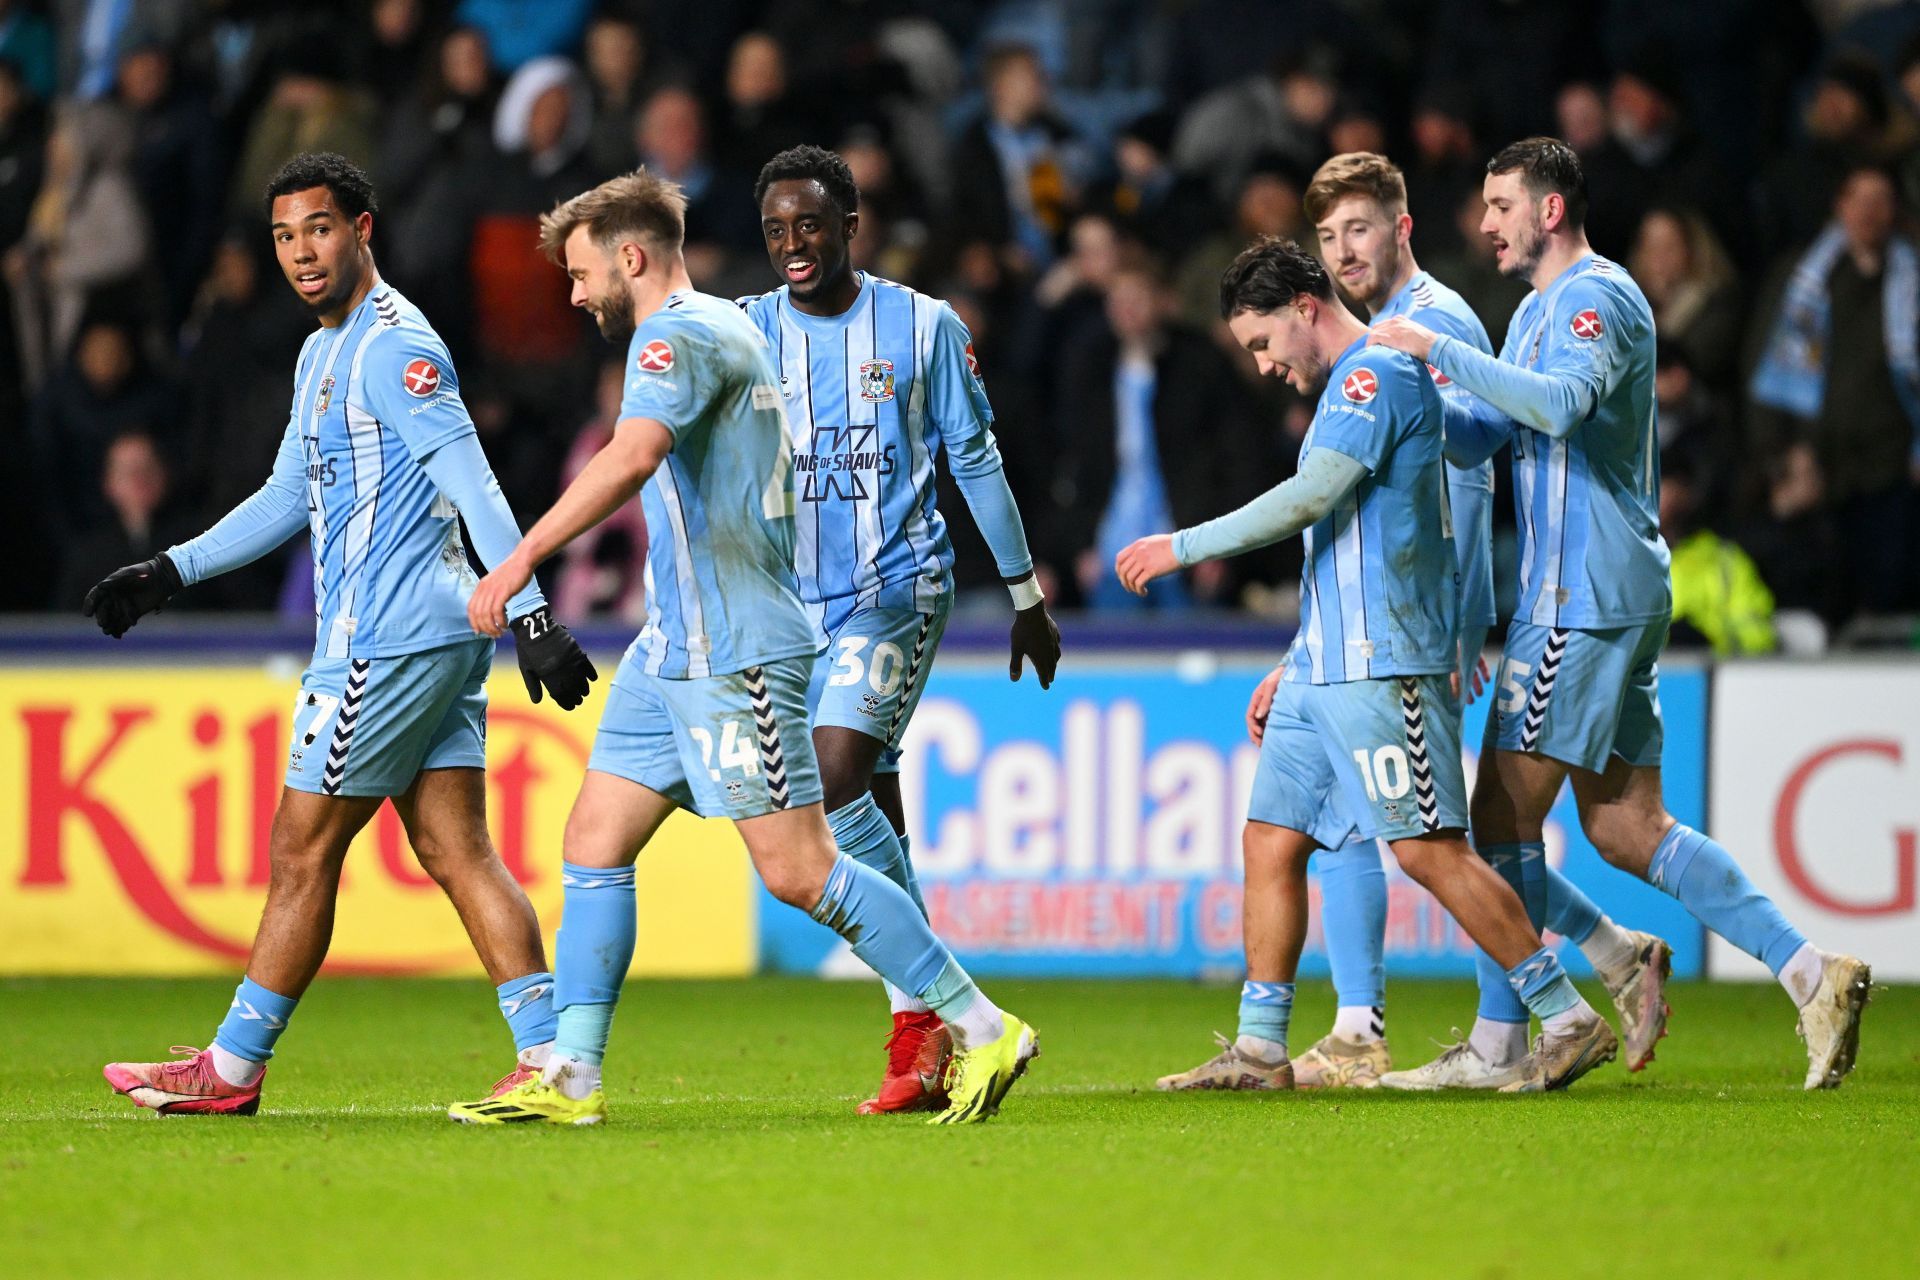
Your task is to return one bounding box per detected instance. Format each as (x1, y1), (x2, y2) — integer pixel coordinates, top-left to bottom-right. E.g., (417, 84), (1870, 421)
(1115, 534), (1180, 596)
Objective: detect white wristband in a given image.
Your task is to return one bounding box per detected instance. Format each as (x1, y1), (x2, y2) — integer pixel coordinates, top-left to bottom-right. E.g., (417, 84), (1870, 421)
(1008, 575), (1044, 610)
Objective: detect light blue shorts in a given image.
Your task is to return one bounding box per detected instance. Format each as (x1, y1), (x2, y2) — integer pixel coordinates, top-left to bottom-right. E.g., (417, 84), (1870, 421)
(1488, 618), (1665, 773)
(1247, 673), (1468, 843)
(807, 600), (949, 776)
(588, 654), (823, 819)
(285, 638), (492, 798)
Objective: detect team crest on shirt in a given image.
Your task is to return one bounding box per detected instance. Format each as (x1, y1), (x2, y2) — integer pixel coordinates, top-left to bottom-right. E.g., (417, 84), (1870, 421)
(314, 376), (334, 415)
(1341, 367), (1379, 403)
(637, 339), (675, 373)
(403, 358), (441, 397)
(1569, 309), (1604, 341)
(858, 358), (896, 402)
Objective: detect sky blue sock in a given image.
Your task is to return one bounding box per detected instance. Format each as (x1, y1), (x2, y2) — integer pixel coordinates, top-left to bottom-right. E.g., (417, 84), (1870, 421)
(1649, 824), (1806, 974)
(553, 862), (636, 1064)
(1317, 841), (1386, 1007)
(895, 829), (928, 916)
(1474, 949), (1529, 1023)
(213, 977), (298, 1062)
(1473, 841), (1543, 1023)
(496, 971), (557, 1052)
(1237, 981), (1294, 1046)
(1506, 947), (1583, 1021)
(1545, 863), (1604, 945)
(810, 852), (959, 1013)
(828, 795), (914, 897)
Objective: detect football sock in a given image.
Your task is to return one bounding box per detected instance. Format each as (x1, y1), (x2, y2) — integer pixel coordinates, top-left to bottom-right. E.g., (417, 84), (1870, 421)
(543, 1054), (602, 1101)
(212, 976), (296, 1082)
(1505, 946), (1586, 1023)
(1647, 824), (1806, 978)
(1577, 916), (1641, 988)
(552, 862), (636, 1068)
(1470, 1017), (1529, 1067)
(1544, 862), (1604, 945)
(1331, 1004), (1384, 1043)
(1779, 942), (1825, 1007)
(496, 970), (558, 1052)
(1236, 981), (1294, 1058)
(1317, 840), (1387, 1009)
(810, 853), (998, 1047)
(888, 831), (934, 1014)
(828, 796), (933, 1015)
(1472, 842), (1547, 1025)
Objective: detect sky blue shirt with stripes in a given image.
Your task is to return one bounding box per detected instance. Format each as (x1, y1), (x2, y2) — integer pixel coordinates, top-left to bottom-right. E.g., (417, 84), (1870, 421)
(1429, 255), (1670, 628)
(619, 290), (818, 680)
(1282, 338), (1456, 686)
(169, 285), (542, 660)
(735, 274), (1033, 635)
(1375, 270), (1497, 629)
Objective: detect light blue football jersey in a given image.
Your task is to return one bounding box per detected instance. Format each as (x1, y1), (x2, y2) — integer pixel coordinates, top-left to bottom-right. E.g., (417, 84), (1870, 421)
(1283, 338), (1456, 686)
(735, 274), (1004, 631)
(618, 290), (817, 680)
(271, 285), (530, 660)
(1375, 270), (1497, 629)
(1493, 255), (1669, 627)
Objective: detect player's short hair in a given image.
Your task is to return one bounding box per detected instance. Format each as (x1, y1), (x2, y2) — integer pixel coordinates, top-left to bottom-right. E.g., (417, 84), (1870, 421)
(1218, 235), (1332, 319)
(1303, 152), (1408, 224)
(263, 152), (378, 221)
(754, 145), (860, 220)
(1486, 136), (1588, 228)
(539, 168), (688, 264)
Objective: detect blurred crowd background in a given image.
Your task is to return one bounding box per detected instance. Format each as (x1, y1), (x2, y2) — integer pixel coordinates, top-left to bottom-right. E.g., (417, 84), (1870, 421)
(4, 0), (1920, 655)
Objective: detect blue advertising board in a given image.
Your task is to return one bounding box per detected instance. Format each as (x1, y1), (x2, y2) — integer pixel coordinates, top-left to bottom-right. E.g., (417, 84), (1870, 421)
(760, 656), (1707, 981)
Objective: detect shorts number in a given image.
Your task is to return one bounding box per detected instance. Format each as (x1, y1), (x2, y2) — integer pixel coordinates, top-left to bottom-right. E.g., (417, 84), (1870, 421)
(1351, 746), (1412, 801)
(1497, 659), (1533, 714)
(689, 720), (760, 781)
(293, 691), (341, 747)
(827, 636), (905, 696)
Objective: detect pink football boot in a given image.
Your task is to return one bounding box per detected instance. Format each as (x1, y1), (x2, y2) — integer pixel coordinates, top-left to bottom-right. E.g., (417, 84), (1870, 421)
(104, 1046), (264, 1116)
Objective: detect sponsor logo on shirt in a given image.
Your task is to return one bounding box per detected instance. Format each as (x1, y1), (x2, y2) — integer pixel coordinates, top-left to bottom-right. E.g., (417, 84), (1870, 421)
(794, 424), (897, 502)
(637, 339), (675, 373)
(858, 358), (895, 403)
(1569, 309), (1604, 341)
(403, 358), (441, 397)
(964, 342), (981, 380)
(1342, 367), (1379, 404)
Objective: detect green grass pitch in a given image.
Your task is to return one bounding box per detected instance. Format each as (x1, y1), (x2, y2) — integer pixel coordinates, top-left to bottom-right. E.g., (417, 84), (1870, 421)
(3, 976), (1914, 1279)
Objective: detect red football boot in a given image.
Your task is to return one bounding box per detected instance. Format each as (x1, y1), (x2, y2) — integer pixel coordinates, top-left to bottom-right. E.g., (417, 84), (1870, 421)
(103, 1046), (264, 1116)
(857, 1011), (952, 1114)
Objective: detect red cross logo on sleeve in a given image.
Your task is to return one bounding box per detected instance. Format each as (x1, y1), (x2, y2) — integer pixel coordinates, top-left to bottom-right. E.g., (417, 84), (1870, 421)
(402, 358), (441, 397)
(1569, 309), (1604, 340)
(1342, 368), (1379, 404)
(637, 340), (675, 373)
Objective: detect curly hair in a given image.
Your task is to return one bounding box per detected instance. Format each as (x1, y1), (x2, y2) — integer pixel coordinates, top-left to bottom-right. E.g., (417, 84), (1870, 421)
(1219, 235), (1332, 319)
(754, 144), (859, 219)
(263, 152), (379, 221)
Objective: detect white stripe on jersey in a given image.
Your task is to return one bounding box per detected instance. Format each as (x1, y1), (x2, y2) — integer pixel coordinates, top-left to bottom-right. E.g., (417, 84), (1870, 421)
(1302, 526), (1327, 681)
(333, 320), (392, 657)
(785, 323), (821, 604)
(1514, 431), (1538, 609)
(1333, 493), (1369, 680)
(652, 456), (710, 679)
(903, 297), (942, 614)
(640, 555), (669, 676)
(1534, 436), (1570, 625)
(843, 307), (885, 607)
(306, 327), (357, 643)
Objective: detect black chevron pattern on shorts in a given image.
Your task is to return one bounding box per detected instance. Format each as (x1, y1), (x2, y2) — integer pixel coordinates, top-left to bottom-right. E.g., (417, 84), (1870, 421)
(1399, 676), (1440, 831)
(743, 666), (790, 809)
(320, 659), (371, 796)
(1520, 628), (1569, 753)
(884, 614), (936, 748)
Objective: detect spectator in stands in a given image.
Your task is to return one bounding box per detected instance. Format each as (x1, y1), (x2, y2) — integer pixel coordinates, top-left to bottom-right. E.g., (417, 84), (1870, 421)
(838, 125), (928, 276)
(1655, 342), (1737, 528)
(1556, 81), (1610, 157)
(1662, 454), (1778, 656)
(1425, 183), (1529, 348)
(356, 0), (431, 109)
(28, 316), (173, 540)
(1750, 163), (1920, 618)
(1174, 47), (1334, 206)
(53, 429), (193, 611)
(950, 43), (1084, 274)
(1174, 155), (1309, 335)
(0, 55), (46, 399)
(1054, 267), (1247, 610)
(581, 13), (656, 179)
(0, 0), (55, 101)
(1084, 108), (1214, 261)
(454, 0), (595, 76)
(634, 84), (759, 283)
(1755, 52), (1895, 261)
(5, 100), (149, 388)
(116, 40), (221, 330)
(55, 0), (192, 102)
(1738, 442), (1848, 634)
(1582, 55), (1736, 258)
(226, 37), (377, 220)
(713, 32), (814, 175)
(1405, 85), (1481, 261)
(1018, 210), (1131, 402)
(551, 360), (649, 624)
(1631, 206), (1743, 390)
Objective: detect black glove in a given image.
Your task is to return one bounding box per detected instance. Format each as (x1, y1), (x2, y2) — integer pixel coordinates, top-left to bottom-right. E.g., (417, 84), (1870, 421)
(1009, 600), (1062, 689)
(82, 553), (184, 638)
(512, 605), (597, 710)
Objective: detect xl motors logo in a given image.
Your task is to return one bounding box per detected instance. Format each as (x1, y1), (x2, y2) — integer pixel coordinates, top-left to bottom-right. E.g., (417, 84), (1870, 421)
(0, 668), (592, 975)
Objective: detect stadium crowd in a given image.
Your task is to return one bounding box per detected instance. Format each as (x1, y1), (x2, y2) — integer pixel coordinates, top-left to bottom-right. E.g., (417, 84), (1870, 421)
(3, 0), (1918, 654)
